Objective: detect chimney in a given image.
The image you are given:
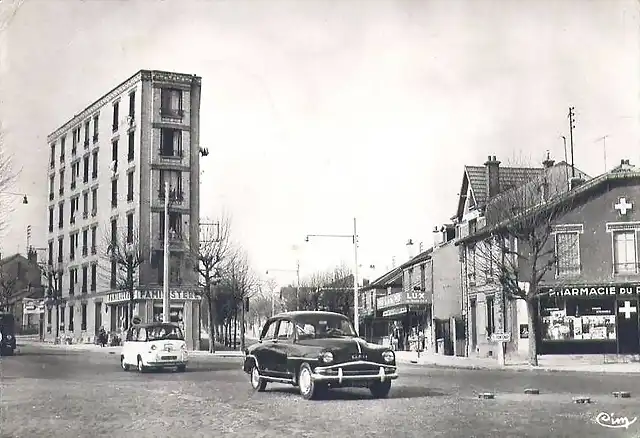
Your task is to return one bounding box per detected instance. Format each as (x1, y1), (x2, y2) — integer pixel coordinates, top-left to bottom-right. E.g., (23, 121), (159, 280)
(406, 239), (416, 259)
(484, 155), (501, 199)
(542, 150), (555, 168)
(27, 248), (37, 264)
(432, 226), (442, 248)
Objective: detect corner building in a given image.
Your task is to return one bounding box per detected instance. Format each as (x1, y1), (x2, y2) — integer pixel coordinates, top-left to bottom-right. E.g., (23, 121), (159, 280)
(43, 70), (203, 349)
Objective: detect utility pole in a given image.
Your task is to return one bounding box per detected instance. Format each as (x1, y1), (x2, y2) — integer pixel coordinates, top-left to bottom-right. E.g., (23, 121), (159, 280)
(162, 181), (170, 323)
(568, 107), (576, 178)
(296, 259), (300, 311)
(596, 135), (609, 172)
(353, 217), (359, 336)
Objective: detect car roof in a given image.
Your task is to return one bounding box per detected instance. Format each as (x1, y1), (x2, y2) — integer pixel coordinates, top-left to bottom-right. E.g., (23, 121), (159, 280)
(272, 311), (348, 321)
(134, 322), (181, 328)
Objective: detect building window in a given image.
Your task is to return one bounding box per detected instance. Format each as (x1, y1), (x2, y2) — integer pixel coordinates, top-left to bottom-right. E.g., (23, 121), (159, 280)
(69, 268), (76, 295)
(90, 263), (97, 291)
(59, 170), (64, 195)
(48, 241), (53, 266)
(613, 230), (637, 274)
(83, 192), (88, 218)
(82, 265), (88, 293)
(160, 128), (182, 157)
(111, 179), (118, 208)
(91, 188), (97, 215)
(90, 226), (97, 255)
(70, 162), (77, 190)
(110, 259), (117, 288)
(92, 151), (98, 179)
(84, 120), (90, 147)
(160, 212), (182, 239)
(486, 295), (495, 335)
(81, 303), (87, 331)
(60, 136), (66, 161)
(50, 143), (56, 168)
(111, 140), (118, 172)
(128, 132), (134, 162)
(170, 254), (182, 284)
(127, 171), (134, 202)
(83, 156), (89, 183)
(111, 218), (117, 246)
(49, 175), (55, 200)
(57, 237), (63, 263)
(72, 128), (78, 155)
(69, 305), (74, 331)
(70, 233), (76, 261)
(58, 202), (64, 229)
(467, 244), (476, 283)
(127, 213), (134, 243)
(555, 232), (581, 276)
(48, 207), (54, 232)
(129, 91), (136, 119)
(82, 229), (88, 256)
(160, 88), (183, 117)
(112, 101), (119, 132)
(93, 114), (99, 143)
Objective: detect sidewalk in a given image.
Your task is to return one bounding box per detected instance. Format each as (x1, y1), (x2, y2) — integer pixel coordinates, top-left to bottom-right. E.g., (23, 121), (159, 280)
(15, 337), (244, 358)
(394, 350), (640, 374)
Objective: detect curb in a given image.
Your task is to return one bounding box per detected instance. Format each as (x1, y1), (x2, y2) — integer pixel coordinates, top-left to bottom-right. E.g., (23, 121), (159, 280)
(397, 359), (640, 374)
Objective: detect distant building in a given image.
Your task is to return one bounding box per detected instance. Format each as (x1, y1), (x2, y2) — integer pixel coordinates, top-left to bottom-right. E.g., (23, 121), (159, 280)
(44, 70), (203, 348)
(0, 249), (44, 330)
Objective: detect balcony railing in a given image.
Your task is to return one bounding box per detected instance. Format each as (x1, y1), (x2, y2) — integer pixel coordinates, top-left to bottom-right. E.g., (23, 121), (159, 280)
(160, 108), (184, 118)
(82, 211), (88, 219)
(159, 148), (183, 159)
(158, 188), (184, 203)
(159, 230), (183, 242)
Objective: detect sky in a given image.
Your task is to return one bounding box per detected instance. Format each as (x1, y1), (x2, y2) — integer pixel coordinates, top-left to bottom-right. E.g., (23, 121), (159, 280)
(0, 0), (638, 290)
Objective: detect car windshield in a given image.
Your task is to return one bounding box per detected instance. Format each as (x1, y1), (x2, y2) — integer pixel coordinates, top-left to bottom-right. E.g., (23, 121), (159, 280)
(295, 315), (357, 339)
(146, 325), (184, 341)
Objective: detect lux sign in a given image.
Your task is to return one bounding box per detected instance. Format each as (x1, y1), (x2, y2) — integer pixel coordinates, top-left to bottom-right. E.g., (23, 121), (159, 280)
(377, 290), (430, 310)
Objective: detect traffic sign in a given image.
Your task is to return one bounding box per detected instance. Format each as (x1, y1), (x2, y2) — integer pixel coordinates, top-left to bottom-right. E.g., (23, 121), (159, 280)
(492, 332), (511, 342)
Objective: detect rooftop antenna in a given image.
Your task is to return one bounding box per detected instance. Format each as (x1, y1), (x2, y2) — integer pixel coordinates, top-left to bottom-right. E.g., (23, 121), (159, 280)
(595, 135), (609, 173)
(568, 107), (576, 178)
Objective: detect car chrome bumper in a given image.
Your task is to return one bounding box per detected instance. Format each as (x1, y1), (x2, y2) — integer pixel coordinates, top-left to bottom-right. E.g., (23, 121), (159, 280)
(312, 363), (398, 383)
(146, 360), (188, 366)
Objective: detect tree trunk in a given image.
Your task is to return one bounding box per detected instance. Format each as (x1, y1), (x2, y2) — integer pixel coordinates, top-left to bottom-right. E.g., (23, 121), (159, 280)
(240, 298), (246, 352)
(233, 307), (238, 350)
(207, 296), (216, 353)
(526, 298), (538, 366)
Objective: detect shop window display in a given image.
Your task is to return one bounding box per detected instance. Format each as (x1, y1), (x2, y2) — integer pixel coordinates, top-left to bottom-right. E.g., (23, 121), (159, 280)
(153, 303), (185, 330)
(541, 297), (616, 341)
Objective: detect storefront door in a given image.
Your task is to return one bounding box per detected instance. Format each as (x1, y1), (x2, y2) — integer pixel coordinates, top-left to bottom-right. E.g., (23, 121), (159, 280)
(616, 299), (640, 354)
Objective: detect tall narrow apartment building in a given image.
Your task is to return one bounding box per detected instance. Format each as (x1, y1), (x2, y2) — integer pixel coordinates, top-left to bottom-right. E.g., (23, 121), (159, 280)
(44, 70), (203, 349)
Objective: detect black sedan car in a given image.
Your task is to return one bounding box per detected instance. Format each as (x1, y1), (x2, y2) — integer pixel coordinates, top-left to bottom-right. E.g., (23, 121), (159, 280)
(0, 312), (16, 356)
(243, 311), (398, 400)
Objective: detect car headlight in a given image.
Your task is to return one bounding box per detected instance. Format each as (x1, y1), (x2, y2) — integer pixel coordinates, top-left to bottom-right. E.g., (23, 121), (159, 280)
(6, 334), (13, 340)
(150, 345), (157, 350)
(181, 344), (186, 350)
(382, 350), (395, 363)
(320, 351), (334, 363)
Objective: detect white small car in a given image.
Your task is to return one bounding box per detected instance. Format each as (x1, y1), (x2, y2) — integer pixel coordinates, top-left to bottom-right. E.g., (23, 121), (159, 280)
(120, 322), (188, 372)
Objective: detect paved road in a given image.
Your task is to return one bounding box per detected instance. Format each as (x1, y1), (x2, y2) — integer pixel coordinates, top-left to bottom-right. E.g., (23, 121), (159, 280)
(3, 344), (640, 438)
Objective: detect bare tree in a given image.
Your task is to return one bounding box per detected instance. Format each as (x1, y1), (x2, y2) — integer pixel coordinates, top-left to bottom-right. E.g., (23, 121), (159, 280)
(463, 161), (585, 366)
(99, 225), (145, 330)
(223, 246), (258, 351)
(0, 268), (18, 311)
(247, 284), (273, 336)
(0, 129), (20, 234)
(39, 262), (64, 340)
(187, 215), (232, 353)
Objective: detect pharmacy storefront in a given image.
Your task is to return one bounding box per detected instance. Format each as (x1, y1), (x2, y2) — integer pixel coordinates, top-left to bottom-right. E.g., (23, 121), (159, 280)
(376, 291), (432, 352)
(105, 287), (202, 350)
(539, 284), (640, 355)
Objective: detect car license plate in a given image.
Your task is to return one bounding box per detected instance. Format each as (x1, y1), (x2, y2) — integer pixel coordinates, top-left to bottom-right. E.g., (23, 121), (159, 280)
(161, 356), (177, 360)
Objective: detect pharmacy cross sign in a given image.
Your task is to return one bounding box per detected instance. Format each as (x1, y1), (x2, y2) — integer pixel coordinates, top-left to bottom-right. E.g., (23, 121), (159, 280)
(615, 197), (633, 215)
(619, 301), (637, 319)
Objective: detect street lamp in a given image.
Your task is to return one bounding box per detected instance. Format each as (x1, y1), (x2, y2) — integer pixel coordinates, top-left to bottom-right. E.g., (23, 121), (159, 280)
(265, 264), (301, 315)
(0, 191), (28, 204)
(305, 217), (360, 335)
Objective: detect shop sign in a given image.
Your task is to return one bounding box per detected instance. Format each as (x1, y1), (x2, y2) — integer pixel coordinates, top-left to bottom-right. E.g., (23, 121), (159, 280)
(377, 290), (430, 310)
(106, 288), (202, 304)
(546, 285), (640, 298)
(382, 306), (408, 317)
(23, 298), (45, 314)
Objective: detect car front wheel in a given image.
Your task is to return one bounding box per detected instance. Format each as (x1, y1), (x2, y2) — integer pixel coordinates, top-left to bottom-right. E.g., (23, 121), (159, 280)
(369, 380), (392, 398)
(121, 356), (130, 371)
(250, 363), (267, 392)
(137, 356), (147, 373)
(298, 363), (320, 400)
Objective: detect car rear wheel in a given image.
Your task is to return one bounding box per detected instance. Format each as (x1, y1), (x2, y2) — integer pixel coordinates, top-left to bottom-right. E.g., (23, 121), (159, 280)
(369, 380), (392, 398)
(298, 363), (319, 400)
(121, 356), (130, 371)
(250, 363), (267, 392)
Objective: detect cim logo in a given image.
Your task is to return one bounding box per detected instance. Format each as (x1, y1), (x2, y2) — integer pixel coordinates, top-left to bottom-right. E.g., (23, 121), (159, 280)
(595, 412), (637, 429)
